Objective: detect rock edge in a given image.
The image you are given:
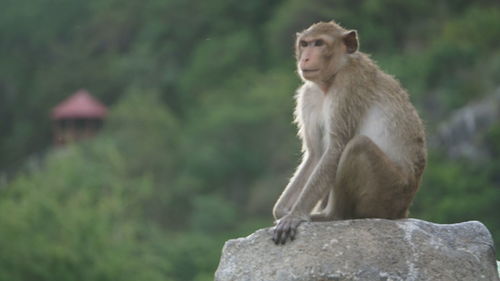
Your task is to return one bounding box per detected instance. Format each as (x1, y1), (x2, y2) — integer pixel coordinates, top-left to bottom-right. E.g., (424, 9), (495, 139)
(215, 219), (499, 281)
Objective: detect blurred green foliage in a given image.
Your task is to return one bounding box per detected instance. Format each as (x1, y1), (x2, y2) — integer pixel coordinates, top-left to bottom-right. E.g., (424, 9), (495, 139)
(0, 0), (499, 279)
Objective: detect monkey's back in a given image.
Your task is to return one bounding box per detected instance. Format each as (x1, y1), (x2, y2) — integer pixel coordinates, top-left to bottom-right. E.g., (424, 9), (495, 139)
(355, 54), (427, 181)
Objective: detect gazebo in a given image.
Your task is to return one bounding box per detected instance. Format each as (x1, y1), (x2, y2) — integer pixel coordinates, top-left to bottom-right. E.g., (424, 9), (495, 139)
(51, 89), (107, 145)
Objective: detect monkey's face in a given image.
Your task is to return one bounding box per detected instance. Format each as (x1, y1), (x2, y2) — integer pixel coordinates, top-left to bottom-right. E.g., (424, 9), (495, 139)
(295, 22), (359, 86)
(296, 35), (334, 82)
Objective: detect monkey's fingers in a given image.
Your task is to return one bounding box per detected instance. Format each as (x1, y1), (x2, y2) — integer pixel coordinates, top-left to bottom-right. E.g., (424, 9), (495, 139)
(280, 221), (292, 245)
(273, 225), (285, 244)
(273, 220), (291, 245)
(272, 225), (282, 244)
(290, 227), (297, 241)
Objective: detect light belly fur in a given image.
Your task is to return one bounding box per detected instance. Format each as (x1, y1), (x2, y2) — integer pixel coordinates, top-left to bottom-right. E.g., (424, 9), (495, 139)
(357, 105), (405, 166)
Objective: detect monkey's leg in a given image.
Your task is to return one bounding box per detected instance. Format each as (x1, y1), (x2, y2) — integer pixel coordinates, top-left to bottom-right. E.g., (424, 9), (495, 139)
(273, 156), (317, 220)
(333, 135), (414, 219)
(310, 190), (334, 221)
(312, 190), (331, 212)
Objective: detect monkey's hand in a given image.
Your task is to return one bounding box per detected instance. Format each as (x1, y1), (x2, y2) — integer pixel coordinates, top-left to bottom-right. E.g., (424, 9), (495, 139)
(272, 214), (309, 245)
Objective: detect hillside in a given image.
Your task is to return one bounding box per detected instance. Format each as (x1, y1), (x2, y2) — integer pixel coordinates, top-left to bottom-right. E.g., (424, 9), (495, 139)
(0, 0), (499, 279)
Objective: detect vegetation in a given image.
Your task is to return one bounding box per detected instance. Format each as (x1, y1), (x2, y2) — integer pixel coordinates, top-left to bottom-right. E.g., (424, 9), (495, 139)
(0, 0), (499, 279)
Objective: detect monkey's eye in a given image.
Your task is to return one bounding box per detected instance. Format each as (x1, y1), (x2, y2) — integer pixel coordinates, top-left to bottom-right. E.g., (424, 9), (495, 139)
(314, 39), (324, 47)
(299, 40), (308, 47)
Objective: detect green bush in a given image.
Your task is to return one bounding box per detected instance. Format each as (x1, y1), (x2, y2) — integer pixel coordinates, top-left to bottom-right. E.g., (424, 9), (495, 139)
(0, 144), (169, 281)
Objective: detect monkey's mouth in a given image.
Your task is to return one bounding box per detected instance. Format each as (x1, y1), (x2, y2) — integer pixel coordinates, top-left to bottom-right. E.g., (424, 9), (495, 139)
(302, 69), (320, 73)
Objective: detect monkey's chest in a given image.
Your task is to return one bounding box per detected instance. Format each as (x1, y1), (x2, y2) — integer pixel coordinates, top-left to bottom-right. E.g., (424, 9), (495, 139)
(303, 95), (334, 153)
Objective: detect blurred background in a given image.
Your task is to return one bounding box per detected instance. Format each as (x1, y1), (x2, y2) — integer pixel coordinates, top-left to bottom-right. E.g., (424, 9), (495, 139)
(0, 0), (499, 280)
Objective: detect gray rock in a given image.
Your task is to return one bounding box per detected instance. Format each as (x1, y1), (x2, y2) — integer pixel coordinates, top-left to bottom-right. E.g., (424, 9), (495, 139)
(215, 219), (499, 281)
(432, 87), (500, 160)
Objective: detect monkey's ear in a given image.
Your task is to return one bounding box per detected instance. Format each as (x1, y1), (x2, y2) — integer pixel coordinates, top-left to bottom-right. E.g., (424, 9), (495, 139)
(343, 30), (358, 54)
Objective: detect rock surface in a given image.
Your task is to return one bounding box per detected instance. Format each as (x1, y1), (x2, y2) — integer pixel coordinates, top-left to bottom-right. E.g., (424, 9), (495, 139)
(215, 219), (499, 281)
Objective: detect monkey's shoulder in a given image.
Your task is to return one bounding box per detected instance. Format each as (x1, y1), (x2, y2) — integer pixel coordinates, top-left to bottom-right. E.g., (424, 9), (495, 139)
(295, 83), (328, 106)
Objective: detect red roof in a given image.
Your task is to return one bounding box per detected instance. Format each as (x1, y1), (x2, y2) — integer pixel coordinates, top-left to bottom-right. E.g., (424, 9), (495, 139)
(52, 89), (107, 120)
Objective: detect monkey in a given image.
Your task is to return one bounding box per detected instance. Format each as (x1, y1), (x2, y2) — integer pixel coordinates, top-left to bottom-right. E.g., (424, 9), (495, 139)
(272, 21), (427, 245)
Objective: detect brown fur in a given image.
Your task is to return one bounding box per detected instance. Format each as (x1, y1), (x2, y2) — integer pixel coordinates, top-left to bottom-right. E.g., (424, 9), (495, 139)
(272, 21), (427, 245)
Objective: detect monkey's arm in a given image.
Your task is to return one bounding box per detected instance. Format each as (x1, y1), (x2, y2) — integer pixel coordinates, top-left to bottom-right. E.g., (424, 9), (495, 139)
(292, 148), (340, 215)
(273, 154), (317, 220)
(273, 148), (341, 244)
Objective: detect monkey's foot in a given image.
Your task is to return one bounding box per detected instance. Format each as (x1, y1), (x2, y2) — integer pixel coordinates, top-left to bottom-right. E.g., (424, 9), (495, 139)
(272, 214), (307, 245)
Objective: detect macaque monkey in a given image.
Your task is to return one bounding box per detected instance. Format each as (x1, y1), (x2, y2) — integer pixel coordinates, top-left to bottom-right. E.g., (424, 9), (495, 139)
(272, 21), (427, 244)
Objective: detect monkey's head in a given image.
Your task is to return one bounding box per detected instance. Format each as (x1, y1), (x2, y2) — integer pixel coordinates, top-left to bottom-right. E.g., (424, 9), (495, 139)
(295, 21), (358, 85)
